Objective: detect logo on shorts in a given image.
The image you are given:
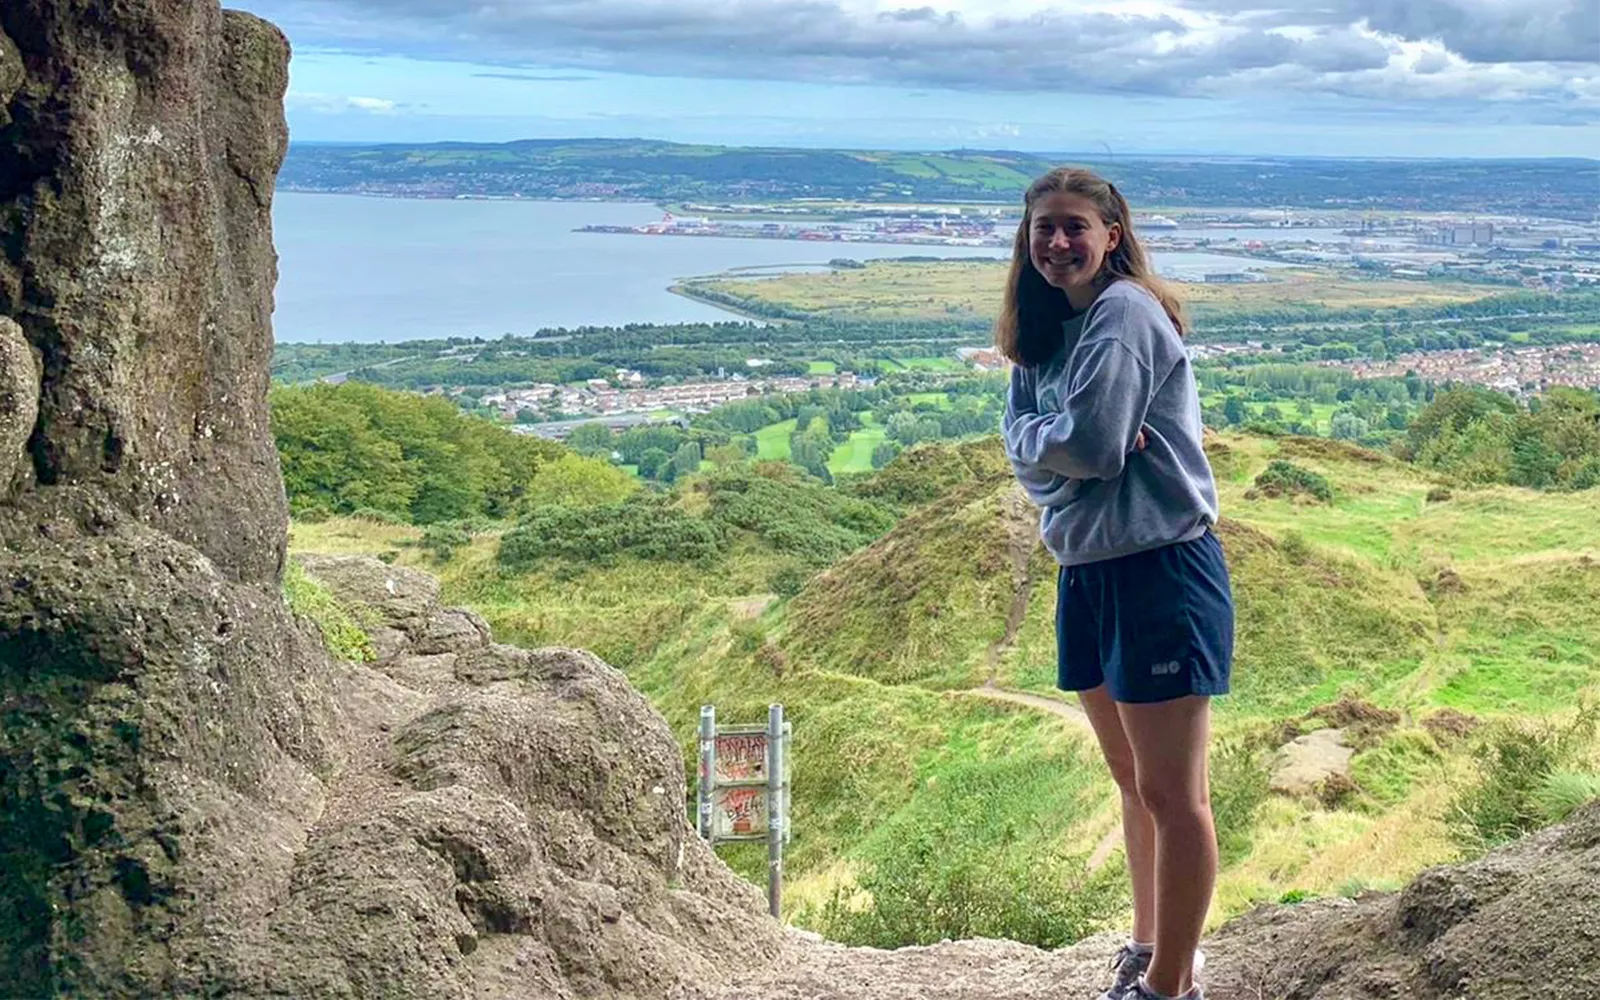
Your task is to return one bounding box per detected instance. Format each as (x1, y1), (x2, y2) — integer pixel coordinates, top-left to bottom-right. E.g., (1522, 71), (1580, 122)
(1150, 661), (1182, 676)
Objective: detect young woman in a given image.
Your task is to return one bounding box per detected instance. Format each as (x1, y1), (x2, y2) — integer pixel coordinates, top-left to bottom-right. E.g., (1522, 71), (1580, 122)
(998, 167), (1234, 1000)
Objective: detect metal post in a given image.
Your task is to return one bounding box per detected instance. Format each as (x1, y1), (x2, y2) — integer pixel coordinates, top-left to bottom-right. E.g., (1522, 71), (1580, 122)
(782, 720), (793, 845)
(767, 703), (784, 919)
(698, 705), (716, 840)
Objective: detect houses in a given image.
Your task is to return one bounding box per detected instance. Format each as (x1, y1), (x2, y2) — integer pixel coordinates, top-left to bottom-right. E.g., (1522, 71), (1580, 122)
(486, 371), (866, 422)
(1341, 344), (1600, 395)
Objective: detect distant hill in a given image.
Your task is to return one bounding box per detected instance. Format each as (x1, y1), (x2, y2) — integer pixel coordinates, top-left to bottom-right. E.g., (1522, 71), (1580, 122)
(280, 139), (1599, 219)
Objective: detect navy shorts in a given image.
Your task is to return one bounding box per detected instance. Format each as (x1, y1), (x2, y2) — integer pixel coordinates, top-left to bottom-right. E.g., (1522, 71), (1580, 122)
(1056, 530), (1234, 704)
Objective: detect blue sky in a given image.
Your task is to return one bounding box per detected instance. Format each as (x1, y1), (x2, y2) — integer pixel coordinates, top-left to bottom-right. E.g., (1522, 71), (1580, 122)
(239, 0), (1598, 157)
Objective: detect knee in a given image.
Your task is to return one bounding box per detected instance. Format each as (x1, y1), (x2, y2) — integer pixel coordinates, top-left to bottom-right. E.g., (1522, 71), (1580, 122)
(1105, 754), (1140, 797)
(1134, 775), (1207, 821)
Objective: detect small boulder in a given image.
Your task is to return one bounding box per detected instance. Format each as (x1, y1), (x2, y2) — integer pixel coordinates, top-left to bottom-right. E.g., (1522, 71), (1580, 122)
(1271, 728), (1355, 797)
(296, 553), (441, 627)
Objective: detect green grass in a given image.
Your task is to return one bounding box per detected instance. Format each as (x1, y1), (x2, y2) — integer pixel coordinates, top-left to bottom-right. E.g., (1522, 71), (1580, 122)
(282, 558), (377, 663)
(827, 418), (889, 475)
(754, 419), (797, 461)
(1202, 394), (1340, 435)
(894, 356), (963, 373)
(808, 360), (839, 374)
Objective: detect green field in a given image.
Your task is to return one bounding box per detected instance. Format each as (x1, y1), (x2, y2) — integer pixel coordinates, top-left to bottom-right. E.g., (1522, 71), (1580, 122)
(754, 418), (798, 460)
(686, 259), (1503, 325)
(827, 417), (889, 475)
(1203, 394), (1340, 435)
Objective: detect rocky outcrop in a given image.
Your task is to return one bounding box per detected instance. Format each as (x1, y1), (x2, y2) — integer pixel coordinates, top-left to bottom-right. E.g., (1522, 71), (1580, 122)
(695, 802), (1600, 999)
(0, 0), (289, 585)
(3, 2), (1596, 998)
(0, 3), (778, 995)
(274, 555), (782, 999)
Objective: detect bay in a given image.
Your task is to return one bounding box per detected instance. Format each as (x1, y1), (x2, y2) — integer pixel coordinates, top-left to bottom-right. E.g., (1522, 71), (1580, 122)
(271, 193), (1289, 344)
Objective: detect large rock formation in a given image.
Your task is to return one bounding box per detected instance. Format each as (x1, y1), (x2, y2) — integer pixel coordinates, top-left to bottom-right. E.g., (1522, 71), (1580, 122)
(0, 3), (778, 995)
(0, 0), (288, 583)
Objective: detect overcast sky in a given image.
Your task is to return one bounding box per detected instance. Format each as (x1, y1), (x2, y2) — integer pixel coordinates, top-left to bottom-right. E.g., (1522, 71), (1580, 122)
(237, 0), (1598, 156)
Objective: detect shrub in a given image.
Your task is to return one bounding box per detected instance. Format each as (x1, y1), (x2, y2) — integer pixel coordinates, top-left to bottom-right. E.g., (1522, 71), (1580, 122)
(769, 564), (812, 598)
(349, 506), (410, 525)
(703, 466), (896, 567)
(800, 754), (1126, 950)
(1447, 702), (1599, 855)
(497, 495), (724, 569)
(810, 836), (1124, 951)
(282, 561), (376, 663)
(1279, 530), (1312, 565)
(419, 524), (473, 563)
(1210, 737), (1271, 865)
(1247, 460), (1334, 503)
(519, 452), (637, 509)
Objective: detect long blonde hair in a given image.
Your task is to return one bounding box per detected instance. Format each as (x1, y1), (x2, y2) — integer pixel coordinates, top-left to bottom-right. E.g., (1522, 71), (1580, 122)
(995, 167), (1186, 366)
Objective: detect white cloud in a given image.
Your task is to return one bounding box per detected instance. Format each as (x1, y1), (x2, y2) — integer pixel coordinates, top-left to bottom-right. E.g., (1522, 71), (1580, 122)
(249, 0), (1596, 109)
(287, 92), (401, 113)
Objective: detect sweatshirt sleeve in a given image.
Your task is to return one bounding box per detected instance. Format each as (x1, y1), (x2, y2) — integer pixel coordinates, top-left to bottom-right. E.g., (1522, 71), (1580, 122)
(1002, 298), (1159, 482)
(1003, 365), (1080, 506)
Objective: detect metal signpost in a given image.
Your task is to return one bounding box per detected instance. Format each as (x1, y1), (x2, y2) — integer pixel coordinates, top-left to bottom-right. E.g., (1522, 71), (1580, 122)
(697, 704), (790, 917)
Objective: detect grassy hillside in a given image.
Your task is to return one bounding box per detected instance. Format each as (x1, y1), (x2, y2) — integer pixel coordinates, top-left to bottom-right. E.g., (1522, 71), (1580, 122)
(281, 140), (1600, 219)
(289, 432), (1600, 945)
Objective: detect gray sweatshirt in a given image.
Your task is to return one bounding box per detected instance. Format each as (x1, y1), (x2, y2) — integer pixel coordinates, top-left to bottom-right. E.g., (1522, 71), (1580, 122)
(1002, 280), (1219, 566)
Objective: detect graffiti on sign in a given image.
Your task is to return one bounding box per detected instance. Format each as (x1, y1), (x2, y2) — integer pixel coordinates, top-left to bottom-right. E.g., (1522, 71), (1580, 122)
(714, 733), (768, 783)
(712, 786), (770, 838)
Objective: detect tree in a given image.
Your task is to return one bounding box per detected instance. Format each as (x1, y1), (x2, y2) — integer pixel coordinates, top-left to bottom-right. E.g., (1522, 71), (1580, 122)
(1330, 412), (1370, 441)
(887, 411), (925, 445)
(871, 441), (902, 469)
(668, 441), (703, 481)
(270, 381), (562, 523)
(705, 443), (747, 468)
(790, 436), (830, 478)
(565, 421), (617, 458)
(637, 447), (670, 480)
(1222, 396), (1248, 426)
(617, 425), (686, 464)
(520, 453), (638, 510)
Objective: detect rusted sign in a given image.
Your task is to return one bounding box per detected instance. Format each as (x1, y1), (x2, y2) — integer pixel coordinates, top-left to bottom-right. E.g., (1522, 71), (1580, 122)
(712, 785), (770, 838)
(714, 731), (768, 783)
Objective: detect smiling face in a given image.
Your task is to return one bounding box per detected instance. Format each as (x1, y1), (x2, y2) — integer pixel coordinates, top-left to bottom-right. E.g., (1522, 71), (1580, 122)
(1027, 191), (1122, 308)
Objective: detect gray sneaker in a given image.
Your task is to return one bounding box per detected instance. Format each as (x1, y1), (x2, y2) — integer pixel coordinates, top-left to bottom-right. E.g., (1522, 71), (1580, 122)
(1098, 947), (1206, 1000)
(1098, 943), (1149, 1000)
(1126, 977), (1205, 1000)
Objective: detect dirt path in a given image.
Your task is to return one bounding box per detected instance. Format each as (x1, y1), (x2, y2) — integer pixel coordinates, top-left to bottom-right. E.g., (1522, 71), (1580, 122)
(982, 487), (1048, 686)
(731, 594), (777, 620)
(966, 684), (1092, 732)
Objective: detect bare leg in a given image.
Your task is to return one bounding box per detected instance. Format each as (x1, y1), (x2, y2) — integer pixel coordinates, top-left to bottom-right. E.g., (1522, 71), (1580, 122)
(1118, 695), (1216, 998)
(1078, 684), (1156, 944)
